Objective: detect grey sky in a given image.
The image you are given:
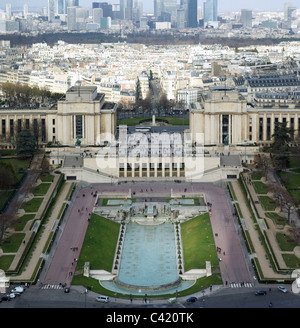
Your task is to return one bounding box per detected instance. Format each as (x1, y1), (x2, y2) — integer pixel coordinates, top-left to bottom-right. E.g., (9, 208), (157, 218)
(1, 0), (292, 13)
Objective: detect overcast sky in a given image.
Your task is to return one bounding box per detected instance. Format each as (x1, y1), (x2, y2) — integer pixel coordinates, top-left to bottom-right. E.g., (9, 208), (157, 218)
(0, 0), (293, 13)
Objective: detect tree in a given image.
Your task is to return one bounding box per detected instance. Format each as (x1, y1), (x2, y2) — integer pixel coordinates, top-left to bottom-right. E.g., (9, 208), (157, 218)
(16, 129), (38, 158)
(272, 121), (293, 152)
(271, 122), (293, 169)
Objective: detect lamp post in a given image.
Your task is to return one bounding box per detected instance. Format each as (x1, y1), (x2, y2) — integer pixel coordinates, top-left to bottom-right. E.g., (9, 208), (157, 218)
(244, 139), (247, 165)
(57, 141), (60, 168)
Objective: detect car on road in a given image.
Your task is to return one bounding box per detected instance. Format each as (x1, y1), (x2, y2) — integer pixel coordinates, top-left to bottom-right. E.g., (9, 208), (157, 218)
(255, 290), (267, 296)
(186, 296), (197, 303)
(1, 295), (11, 301)
(278, 286), (288, 293)
(96, 295), (109, 303)
(64, 287), (70, 293)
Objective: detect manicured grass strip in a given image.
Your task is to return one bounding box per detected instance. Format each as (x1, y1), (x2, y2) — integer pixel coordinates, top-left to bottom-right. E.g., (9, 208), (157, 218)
(32, 183), (51, 196)
(0, 158), (29, 183)
(258, 196), (277, 211)
(76, 214), (120, 271)
(275, 232), (296, 252)
(11, 214), (35, 231)
(117, 116), (189, 126)
(0, 233), (25, 253)
(0, 190), (15, 212)
(72, 273), (223, 299)
(0, 255), (15, 271)
(252, 181), (268, 195)
(251, 173), (262, 181)
(265, 212), (286, 226)
(181, 213), (219, 271)
(21, 197), (44, 213)
(40, 173), (54, 182)
(282, 253), (300, 268)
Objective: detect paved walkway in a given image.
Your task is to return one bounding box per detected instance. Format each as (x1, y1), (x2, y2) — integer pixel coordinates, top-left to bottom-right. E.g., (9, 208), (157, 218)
(11, 182), (72, 281)
(231, 180), (288, 279)
(41, 182), (252, 288)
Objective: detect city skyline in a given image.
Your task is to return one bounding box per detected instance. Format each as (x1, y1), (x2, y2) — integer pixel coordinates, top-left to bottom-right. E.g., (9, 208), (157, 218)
(0, 0), (295, 13)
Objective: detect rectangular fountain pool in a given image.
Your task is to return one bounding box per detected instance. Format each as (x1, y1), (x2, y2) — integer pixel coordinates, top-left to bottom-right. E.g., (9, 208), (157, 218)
(117, 222), (178, 289)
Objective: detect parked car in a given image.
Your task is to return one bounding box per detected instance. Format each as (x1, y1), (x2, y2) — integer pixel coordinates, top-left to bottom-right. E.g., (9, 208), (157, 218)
(278, 286), (288, 293)
(11, 286), (25, 293)
(186, 296), (197, 303)
(96, 295), (109, 303)
(255, 290), (267, 296)
(1, 296), (11, 301)
(168, 297), (177, 304)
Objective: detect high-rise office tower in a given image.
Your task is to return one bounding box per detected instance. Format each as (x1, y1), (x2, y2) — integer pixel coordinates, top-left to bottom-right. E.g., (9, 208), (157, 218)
(177, 8), (186, 29)
(67, 6), (77, 30)
(48, 0), (56, 22)
(23, 4), (28, 19)
(240, 9), (252, 28)
(58, 0), (65, 15)
(163, 0), (177, 23)
(6, 3), (11, 18)
(92, 3), (112, 18)
(203, 0), (217, 25)
(134, 0), (143, 21)
(284, 2), (297, 21)
(93, 8), (103, 24)
(187, 0), (198, 28)
(120, 0), (126, 19)
(154, 0), (163, 19)
(65, 0), (79, 15)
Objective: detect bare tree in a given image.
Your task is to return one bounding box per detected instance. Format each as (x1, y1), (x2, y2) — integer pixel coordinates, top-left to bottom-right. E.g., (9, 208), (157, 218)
(0, 214), (12, 241)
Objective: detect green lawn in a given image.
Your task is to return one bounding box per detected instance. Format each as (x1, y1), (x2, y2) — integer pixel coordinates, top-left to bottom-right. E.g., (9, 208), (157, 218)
(265, 212), (286, 227)
(258, 196), (277, 211)
(278, 171), (300, 205)
(40, 173), (54, 182)
(0, 255), (15, 271)
(252, 181), (268, 195)
(276, 232), (296, 252)
(0, 190), (15, 212)
(251, 174), (263, 181)
(117, 116), (189, 126)
(0, 232), (25, 253)
(21, 197), (44, 213)
(181, 213), (219, 271)
(32, 183), (51, 196)
(0, 158), (30, 183)
(11, 214), (36, 231)
(282, 253), (300, 269)
(75, 214), (120, 271)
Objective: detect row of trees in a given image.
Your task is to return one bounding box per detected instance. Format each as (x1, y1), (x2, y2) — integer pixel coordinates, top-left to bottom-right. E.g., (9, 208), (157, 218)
(255, 121), (300, 243)
(0, 82), (64, 108)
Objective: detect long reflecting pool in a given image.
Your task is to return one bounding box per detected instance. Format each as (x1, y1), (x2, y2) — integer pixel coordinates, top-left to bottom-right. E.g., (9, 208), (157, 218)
(101, 221), (195, 295)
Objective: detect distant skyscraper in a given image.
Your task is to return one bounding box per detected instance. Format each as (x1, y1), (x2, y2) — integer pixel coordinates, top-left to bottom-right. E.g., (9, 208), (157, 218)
(162, 0), (177, 24)
(284, 2), (296, 21)
(24, 4), (28, 17)
(120, 0), (126, 19)
(58, 0), (65, 15)
(6, 3), (12, 18)
(240, 9), (252, 28)
(93, 8), (103, 24)
(177, 8), (185, 29)
(48, 0), (56, 22)
(92, 3), (112, 18)
(67, 6), (77, 30)
(134, 0), (143, 21)
(203, 0), (217, 24)
(65, 0), (78, 15)
(187, 0), (198, 28)
(154, 0), (163, 18)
